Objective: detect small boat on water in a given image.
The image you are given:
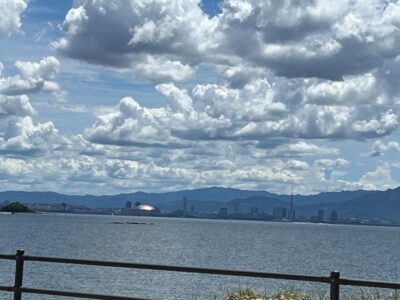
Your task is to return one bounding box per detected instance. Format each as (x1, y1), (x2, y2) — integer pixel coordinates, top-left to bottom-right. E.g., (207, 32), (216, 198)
(0, 211), (13, 215)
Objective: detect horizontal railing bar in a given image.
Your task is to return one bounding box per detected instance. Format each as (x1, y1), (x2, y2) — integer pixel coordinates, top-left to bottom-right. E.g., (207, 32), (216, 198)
(23, 255), (330, 283)
(0, 254), (15, 260)
(20, 287), (152, 300)
(3, 252), (400, 295)
(340, 278), (400, 290)
(0, 285), (13, 292)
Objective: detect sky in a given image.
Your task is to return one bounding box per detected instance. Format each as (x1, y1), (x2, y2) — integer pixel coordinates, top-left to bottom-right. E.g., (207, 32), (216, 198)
(1, 0), (400, 195)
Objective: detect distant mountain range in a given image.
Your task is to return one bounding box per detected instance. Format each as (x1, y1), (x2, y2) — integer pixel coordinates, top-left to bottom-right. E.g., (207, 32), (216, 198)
(0, 186), (399, 220)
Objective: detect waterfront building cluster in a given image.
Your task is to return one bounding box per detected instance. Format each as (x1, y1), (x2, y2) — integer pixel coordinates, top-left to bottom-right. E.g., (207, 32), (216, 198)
(0, 197), (399, 227)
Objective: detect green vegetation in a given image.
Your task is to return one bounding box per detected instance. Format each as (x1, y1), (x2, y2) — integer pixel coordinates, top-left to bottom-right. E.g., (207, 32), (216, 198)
(224, 288), (311, 300)
(222, 288), (400, 300)
(0, 202), (33, 213)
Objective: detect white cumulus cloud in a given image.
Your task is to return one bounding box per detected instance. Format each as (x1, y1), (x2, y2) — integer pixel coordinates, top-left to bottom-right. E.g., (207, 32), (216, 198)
(54, 0), (218, 82)
(0, 56), (60, 96)
(0, 0), (27, 37)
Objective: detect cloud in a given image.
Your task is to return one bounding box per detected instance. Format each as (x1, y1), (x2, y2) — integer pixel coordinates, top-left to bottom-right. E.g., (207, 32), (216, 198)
(286, 159), (310, 170)
(85, 77), (400, 149)
(54, 0), (400, 88)
(0, 94), (35, 118)
(0, 127), (393, 195)
(0, 56), (60, 96)
(0, 0), (27, 38)
(314, 158), (349, 168)
(85, 96), (178, 147)
(1, 0), (398, 194)
(0, 157), (31, 177)
(156, 83), (194, 114)
(369, 140), (400, 157)
(54, 0), (217, 82)
(0, 116), (70, 155)
(351, 110), (398, 137)
(0, 101), (70, 155)
(0, 56), (84, 111)
(0, 57), (71, 155)
(0, 150), (305, 194)
(218, 0), (400, 80)
(356, 163), (398, 190)
(306, 74), (379, 106)
(53, 0), (400, 148)
(252, 141), (339, 158)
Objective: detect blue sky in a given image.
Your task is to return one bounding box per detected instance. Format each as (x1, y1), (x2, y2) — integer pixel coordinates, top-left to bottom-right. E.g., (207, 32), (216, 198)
(1, 0), (400, 195)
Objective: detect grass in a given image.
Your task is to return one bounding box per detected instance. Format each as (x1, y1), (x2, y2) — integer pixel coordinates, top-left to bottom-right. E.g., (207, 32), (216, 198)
(224, 288), (313, 300)
(222, 288), (400, 300)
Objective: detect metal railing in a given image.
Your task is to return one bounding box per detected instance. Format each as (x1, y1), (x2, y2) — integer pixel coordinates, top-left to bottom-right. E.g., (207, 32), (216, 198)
(1, 249), (400, 300)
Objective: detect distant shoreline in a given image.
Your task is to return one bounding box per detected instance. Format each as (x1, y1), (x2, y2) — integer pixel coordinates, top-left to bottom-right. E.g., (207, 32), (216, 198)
(10, 211), (400, 229)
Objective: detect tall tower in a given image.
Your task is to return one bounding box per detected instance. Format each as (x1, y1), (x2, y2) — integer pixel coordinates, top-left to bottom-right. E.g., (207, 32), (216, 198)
(289, 187), (294, 221)
(182, 197), (188, 215)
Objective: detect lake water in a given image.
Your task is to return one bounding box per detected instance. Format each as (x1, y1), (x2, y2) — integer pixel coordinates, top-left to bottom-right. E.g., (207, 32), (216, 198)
(0, 213), (399, 299)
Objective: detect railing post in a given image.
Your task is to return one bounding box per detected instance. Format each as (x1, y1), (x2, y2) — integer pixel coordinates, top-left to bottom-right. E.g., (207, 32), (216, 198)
(330, 271), (340, 300)
(14, 249), (25, 300)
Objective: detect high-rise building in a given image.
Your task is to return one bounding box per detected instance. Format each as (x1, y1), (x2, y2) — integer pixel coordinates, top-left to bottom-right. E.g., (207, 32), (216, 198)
(289, 188), (294, 221)
(190, 205), (195, 216)
(273, 206), (287, 220)
(250, 206), (259, 219)
(182, 197), (188, 215)
(330, 210), (338, 223)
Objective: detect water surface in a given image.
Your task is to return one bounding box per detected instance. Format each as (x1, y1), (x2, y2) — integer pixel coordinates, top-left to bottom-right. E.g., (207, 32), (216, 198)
(0, 214), (399, 299)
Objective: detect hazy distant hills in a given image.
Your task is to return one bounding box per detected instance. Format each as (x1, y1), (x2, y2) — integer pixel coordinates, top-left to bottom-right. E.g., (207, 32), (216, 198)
(0, 187), (282, 208)
(277, 190), (377, 205)
(295, 187), (400, 220)
(226, 196), (289, 213)
(155, 195), (289, 214)
(131, 187), (279, 204)
(0, 186), (399, 220)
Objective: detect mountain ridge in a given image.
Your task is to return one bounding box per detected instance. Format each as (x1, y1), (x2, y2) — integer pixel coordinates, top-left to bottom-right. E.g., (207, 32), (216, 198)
(0, 187), (398, 220)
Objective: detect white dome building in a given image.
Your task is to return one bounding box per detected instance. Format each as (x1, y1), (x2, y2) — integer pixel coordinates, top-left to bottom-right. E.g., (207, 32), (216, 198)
(121, 202), (161, 216)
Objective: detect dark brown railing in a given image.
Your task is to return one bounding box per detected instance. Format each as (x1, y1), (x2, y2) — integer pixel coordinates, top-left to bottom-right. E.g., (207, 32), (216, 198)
(1, 249), (400, 300)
